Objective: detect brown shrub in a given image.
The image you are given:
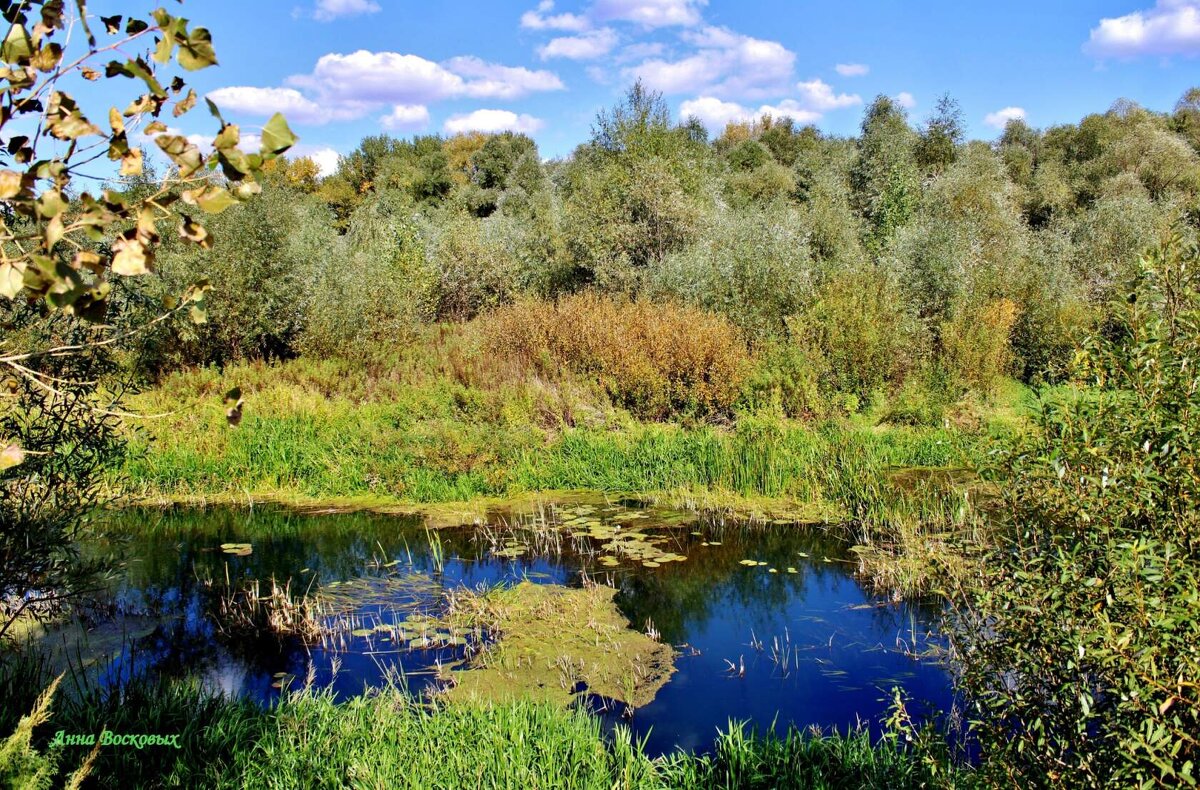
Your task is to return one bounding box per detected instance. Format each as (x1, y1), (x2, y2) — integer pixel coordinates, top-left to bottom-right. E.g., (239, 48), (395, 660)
(482, 293), (751, 420)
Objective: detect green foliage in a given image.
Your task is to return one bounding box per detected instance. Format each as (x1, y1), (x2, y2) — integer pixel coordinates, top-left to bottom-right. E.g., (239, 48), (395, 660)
(0, 1), (285, 642)
(0, 312), (125, 643)
(650, 204), (816, 341)
(420, 210), (523, 321)
(562, 82), (713, 290)
(788, 267), (925, 402)
(0, 1), (290, 318)
(850, 95), (919, 251)
(301, 191), (436, 358)
(887, 145), (1030, 334)
(0, 663), (962, 790)
(915, 94), (965, 175)
(958, 235), (1200, 788)
(940, 298), (1019, 398)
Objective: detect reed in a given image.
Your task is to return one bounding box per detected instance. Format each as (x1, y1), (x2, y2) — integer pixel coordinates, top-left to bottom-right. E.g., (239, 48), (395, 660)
(0, 655), (963, 789)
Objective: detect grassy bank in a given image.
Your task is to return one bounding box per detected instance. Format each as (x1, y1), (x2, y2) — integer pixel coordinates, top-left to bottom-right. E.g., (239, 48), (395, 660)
(121, 356), (989, 517)
(0, 667), (961, 790)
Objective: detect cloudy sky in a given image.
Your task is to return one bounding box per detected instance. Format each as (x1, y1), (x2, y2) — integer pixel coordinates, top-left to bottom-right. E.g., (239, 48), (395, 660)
(97, 0), (1200, 172)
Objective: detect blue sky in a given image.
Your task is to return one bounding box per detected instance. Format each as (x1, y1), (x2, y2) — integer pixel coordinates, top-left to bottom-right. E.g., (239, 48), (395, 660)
(89, 0), (1200, 171)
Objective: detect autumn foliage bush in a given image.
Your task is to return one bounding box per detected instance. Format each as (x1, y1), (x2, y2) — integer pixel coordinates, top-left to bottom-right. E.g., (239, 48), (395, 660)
(482, 294), (750, 420)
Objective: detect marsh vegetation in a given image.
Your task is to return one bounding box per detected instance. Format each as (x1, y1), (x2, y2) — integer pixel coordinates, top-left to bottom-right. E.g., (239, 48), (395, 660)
(2, 4), (1199, 785)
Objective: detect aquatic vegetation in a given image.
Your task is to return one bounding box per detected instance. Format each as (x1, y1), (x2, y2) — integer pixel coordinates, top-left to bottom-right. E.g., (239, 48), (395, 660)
(435, 581), (677, 709)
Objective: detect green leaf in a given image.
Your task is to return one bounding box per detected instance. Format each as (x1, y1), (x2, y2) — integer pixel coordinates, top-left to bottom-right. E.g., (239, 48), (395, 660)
(260, 113), (297, 156)
(1, 24), (33, 64)
(184, 185), (238, 214)
(178, 27), (217, 70)
(205, 97), (225, 123)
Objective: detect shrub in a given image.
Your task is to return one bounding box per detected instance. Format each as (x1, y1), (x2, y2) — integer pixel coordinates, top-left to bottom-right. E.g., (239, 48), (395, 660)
(650, 205), (817, 342)
(738, 341), (825, 420)
(420, 211), (524, 321)
(939, 298), (1019, 398)
(787, 267), (926, 402)
(300, 192), (435, 359)
(483, 294), (751, 420)
(957, 235), (1200, 788)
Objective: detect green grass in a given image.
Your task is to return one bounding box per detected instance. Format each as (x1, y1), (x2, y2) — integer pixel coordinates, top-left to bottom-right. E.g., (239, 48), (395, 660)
(121, 358), (975, 519)
(0, 664), (963, 790)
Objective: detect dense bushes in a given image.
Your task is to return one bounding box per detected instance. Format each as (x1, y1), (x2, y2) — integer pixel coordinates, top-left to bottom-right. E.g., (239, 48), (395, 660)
(128, 84), (1200, 428)
(483, 294), (750, 420)
(957, 235), (1200, 787)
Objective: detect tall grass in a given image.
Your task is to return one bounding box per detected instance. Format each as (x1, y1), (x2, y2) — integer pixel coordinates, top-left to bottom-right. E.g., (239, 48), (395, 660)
(0, 659), (962, 789)
(123, 363), (967, 518)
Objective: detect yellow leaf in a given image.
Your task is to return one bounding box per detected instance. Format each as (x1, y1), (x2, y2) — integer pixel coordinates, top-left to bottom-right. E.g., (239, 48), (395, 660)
(120, 148), (143, 176)
(111, 237), (150, 275)
(0, 170), (23, 199)
(0, 262), (24, 298)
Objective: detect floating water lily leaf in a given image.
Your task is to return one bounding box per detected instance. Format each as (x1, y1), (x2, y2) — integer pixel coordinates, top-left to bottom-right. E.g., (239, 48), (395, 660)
(787, 567), (798, 574)
(739, 559), (759, 566)
(350, 628), (373, 637)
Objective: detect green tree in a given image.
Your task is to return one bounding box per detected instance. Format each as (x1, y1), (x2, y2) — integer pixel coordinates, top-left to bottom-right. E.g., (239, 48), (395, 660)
(850, 96), (920, 253)
(562, 82), (713, 290)
(915, 93), (964, 175)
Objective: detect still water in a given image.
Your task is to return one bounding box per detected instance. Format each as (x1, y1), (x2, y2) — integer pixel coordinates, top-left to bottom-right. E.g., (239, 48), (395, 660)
(54, 499), (954, 756)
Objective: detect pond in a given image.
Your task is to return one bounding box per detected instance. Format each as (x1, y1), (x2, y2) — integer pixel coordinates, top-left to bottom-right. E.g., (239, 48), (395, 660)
(43, 498), (955, 757)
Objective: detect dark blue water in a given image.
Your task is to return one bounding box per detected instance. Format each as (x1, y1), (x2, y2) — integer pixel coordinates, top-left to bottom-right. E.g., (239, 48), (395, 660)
(54, 501), (954, 756)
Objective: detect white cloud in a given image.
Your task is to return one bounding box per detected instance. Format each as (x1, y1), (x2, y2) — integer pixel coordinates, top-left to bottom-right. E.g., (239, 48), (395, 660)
(678, 96), (751, 130)
(592, 0), (706, 28)
(679, 96), (821, 132)
(379, 104), (431, 130)
(213, 52), (564, 127)
(206, 87), (347, 125)
(615, 41), (664, 62)
(521, 0), (591, 31)
(628, 25), (794, 98)
(984, 106), (1026, 129)
(539, 28), (619, 60)
(312, 0), (381, 22)
(834, 63), (869, 77)
(443, 109), (544, 134)
(794, 78), (861, 111)
(1086, 0), (1200, 58)
(444, 56), (566, 98)
(894, 91), (916, 109)
(287, 51), (465, 106)
(290, 144), (341, 176)
(755, 100), (823, 124)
